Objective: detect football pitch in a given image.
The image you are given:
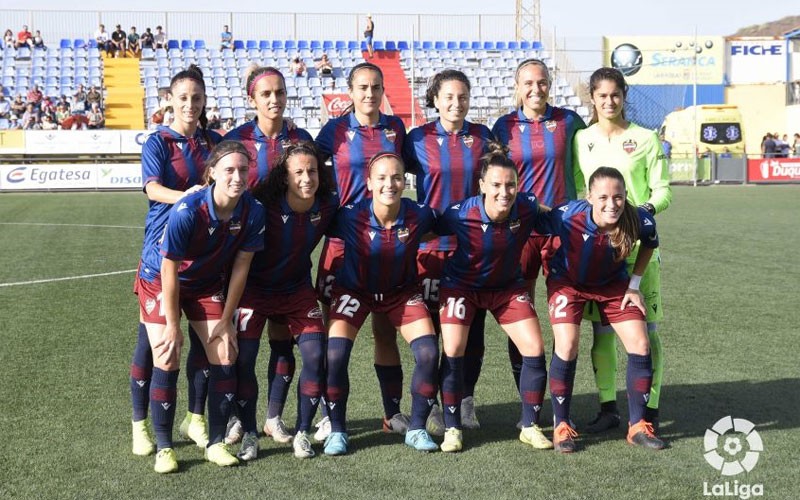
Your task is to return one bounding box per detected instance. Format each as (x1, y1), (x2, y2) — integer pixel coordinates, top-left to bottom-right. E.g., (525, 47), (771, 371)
(1, 185), (798, 499)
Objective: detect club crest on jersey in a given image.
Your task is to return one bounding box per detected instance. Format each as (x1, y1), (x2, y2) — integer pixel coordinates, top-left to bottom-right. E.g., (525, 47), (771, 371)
(545, 120), (557, 132)
(384, 128), (397, 142)
(346, 130), (356, 141)
(397, 227), (409, 243)
(229, 221), (241, 236)
(509, 218), (521, 234)
(623, 139), (637, 154)
(462, 135), (474, 148)
(310, 212), (321, 226)
(144, 298), (157, 315)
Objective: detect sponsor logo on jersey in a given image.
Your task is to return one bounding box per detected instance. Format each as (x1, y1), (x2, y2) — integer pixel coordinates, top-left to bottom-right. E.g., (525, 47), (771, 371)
(623, 139), (638, 154)
(518, 124), (526, 133)
(515, 293), (531, 303)
(136, 380), (146, 388)
(281, 214), (290, 224)
(555, 396), (566, 404)
(397, 227), (409, 243)
(545, 120), (557, 132)
(161, 402), (171, 410)
(451, 204), (460, 210)
(225, 393), (234, 401)
(384, 128), (397, 142)
(462, 135), (474, 148)
(255, 142), (262, 152)
(447, 405), (457, 414)
(368, 230), (376, 240)
(229, 221), (241, 235)
(237, 400), (247, 407)
(282, 376), (291, 382)
(177, 202), (188, 211)
(346, 130), (356, 141)
(406, 294), (424, 306)
(643, 218), (653, 226)
(310, 212), (322, 226)
(328, 402), (336, 410)
(310, 398), (319, 405)
(307, 307), (323, 319)
(509, 218), (521, 234)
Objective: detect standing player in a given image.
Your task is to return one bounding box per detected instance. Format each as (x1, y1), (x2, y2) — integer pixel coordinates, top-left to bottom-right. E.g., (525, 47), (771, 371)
(233, 143), (338, 461)
(435, 144), (551, 453)
(539, 167), (665, 452)
(404, 69), (494, 433)
(314, 62), (409, 439)
(131, 65), (221, 457)
(492, 58), (586, 403)
(135, 141), (265, 472)
(225, 64), (314, 445)
(322, 152), (439, 455)
(573, 67), (672, 433)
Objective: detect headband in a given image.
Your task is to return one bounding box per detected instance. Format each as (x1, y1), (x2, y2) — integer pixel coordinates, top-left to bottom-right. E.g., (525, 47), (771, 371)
(248, 68), (285, 97)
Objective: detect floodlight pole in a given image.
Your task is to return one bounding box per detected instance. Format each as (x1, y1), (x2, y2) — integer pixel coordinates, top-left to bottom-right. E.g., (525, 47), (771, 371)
(692, 26), (699, 187)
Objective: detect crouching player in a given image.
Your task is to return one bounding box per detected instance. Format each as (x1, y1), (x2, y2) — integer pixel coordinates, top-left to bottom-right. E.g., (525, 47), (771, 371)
(435, 143), (551, 453)
(233, 142), (338, 460)
(134, 141), (265, 472)
(323, 152), (440, 455)
(540, 166), (665, 452)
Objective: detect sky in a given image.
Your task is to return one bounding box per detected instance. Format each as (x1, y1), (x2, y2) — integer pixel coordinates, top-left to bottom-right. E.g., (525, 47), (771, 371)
(7, 0), (798, 71)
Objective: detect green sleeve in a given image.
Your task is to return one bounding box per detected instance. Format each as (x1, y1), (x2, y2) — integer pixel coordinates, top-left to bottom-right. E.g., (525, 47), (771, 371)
(644, 131), (672, 213)
(573, 132), (586, 198)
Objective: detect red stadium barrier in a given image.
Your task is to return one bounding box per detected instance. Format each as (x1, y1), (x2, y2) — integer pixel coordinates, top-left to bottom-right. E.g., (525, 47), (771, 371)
(747, 158), (800, 183)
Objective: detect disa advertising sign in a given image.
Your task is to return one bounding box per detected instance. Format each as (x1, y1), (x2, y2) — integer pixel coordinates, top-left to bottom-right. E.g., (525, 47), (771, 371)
(604, 36), (725, 85)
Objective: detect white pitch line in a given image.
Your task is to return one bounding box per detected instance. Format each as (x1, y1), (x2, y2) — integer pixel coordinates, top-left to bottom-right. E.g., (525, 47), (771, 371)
(0, 222), (144, 229)
(0, 269), (137, 288)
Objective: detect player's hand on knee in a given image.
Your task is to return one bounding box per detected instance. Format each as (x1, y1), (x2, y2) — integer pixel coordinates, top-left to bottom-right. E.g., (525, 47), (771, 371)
(155, 324), (184, 364)
(621, 289), (646, 314)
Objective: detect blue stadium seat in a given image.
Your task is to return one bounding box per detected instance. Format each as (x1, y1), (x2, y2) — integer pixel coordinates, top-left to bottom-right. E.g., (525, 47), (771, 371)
(397, 41), (409, 50)
(532, 41), (543, 50)
(285, 40), (296, 50)
(165, 40), (178, 50)
(178, 40), (190, 50)
(385, 41), (396, 51)
(421, 41), (432, 50)
(508, 41), (518, 50)
(348, 41), (359, 50)
(73, 39), (86, 49)
(233, 40), (244, 50)
(482, 41), (495, 50)
(322, 40), (333, 50)
(259, 40), (270, 50)
(495, 42), (507, 50)
(520, 41), (531, 50)
(447, 41), (458, 50)
(271, 40), (283, 49)
(457, 41), (469, 50)
(373, 41), (384, 51)
(434, 41), (445, 50)
(193, 39), (206, 50)
(59, 39), (71, 49)
(246, 40), (258, 50)
(334, 40), (346, 50)
(469, 41), (480, 50)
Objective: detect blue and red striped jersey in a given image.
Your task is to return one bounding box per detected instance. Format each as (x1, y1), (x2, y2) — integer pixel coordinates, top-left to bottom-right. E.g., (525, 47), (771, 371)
(328, 198), (437, 294)
(140, 126), (222, 260)
(436, 193), (541, 291)
(492, 105), (585, 207)
(404, 119), (494, 251)
(539, 200), (659, 287)
(246, 193), (339, 294)
(225, 119), (314, 188)
(139, 185), (265, 291)
(315, 112), (406, 207)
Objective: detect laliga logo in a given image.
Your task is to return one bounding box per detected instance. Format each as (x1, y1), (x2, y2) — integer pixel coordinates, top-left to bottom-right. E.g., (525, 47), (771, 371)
(702, 416), (764, 499)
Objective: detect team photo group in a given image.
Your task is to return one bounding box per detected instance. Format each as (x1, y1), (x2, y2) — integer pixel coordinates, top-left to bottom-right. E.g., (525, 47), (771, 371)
(130, 54), (672, 473)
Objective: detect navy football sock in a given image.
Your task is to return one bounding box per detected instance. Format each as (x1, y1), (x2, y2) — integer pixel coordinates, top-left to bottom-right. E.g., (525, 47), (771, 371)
(409, 335), (439, 430)
(519, 355), (547, 427)
(626, 353), (653, 424)
(130, 323), (153, 422)
(374, 364), (403, 418)
(440, 355), (464, 429)
(295, 333), (325, 432)
(207, 364), (237, 445)
(550, 354), (577, 427)
(150, 368), (179, 450)
(235, 337), (261, 434)
(266, 339), (295, 418)
(325, 337), (353, 433)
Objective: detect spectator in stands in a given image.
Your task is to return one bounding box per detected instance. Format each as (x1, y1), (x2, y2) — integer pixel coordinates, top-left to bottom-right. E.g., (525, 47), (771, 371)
(220, 25), (233, 50)
(55, 102), (69, 126)
(8, 116), (21, 129)
(762, 133), (776, 158)
(27, 85), (44, 109)
(0, 94), (10, 119)
(363, 14), (374, 58)
(140, 28), (154, 50)
(719, 147), (732, 159)
(86, 85), (102, 107)
(128, 27), (140, 57)
(40, 95), (56, 117)
(32, 30), (45, 49)
(290, 57), (306, 77)
(87, 102), (105, 129)
(111, 25), (127, 57)
(22, 103), (40, 129)
(57, 94), (71, 111)
(41, 113), (57, 130)
(72, 84), (87, 111)
(95, 24), (112, 56)
(11, 94), (26, 118)
(777, 134), (791, 158)
(315, 53), (334, 78)
(61, 111), (89, 130)
(223, 117), (235, 131)
(154, 26), (166, 49)
(15, 25), (33, 49)
(207, 105), (221, 130)
(3, 30), (13, 49)
(793, 133), (800, 157)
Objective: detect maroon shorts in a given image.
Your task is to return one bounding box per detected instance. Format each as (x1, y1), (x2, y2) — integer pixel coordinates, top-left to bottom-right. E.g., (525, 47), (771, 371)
(315, 238), (344, 305)
(237, 286), (324, 340)
(546, 279), (645, 325)
(439, 286), (538, 326)
(416, 249), (452, 309)
(136, 276), (225, 324)
(328, 284), (430, 330)
(521, 233), (560, 282)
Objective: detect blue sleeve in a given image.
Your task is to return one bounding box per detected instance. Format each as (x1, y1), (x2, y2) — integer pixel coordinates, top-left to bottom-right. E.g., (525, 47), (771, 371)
(326, 207), (347, 239)
(160, 204), (196, 261)
(402, 129), (421, 174)
(491, 117), (507, 145)
(315, 120), (336, 158)
(241, 200), (266, 253)
(534, 203), (565, 236)
(434, 204), (458, 236)
(295, 127), (314, 143)
(392, 116), (407, 152)
(207, 129), (224, 146)
(638, 208), (659, 249)
(141, 133), (168, 191)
